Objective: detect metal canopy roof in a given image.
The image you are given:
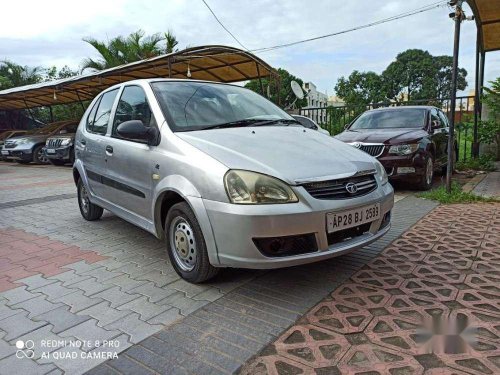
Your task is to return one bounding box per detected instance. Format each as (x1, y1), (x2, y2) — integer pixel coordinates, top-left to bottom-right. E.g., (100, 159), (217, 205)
(467, 0), (500, 52)
(0, 45), (277, 110)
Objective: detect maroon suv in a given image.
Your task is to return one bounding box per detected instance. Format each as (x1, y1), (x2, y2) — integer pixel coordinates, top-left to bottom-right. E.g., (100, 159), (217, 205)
(335, 106), (457, 190)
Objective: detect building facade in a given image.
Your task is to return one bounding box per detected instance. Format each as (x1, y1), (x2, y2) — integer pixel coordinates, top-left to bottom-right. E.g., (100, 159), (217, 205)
(302, 82), (328, 124)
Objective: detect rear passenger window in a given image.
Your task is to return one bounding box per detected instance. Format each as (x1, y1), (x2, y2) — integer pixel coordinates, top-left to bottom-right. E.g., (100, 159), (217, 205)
(86, 98), (100, 133)
(88, 89), (118, 135)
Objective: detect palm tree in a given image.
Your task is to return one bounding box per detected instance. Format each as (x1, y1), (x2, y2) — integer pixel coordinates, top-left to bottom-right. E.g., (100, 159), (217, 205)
(165, 30), (179, 54)
(81, 29), (178, 72)
(0, 61), (43, 89)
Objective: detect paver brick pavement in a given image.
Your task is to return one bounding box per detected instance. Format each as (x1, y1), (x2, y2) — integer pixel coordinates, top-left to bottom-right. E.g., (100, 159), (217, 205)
(240, 203), (500, 375)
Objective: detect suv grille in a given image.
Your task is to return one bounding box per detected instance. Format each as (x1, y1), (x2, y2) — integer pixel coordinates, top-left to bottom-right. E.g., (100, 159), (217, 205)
(47, 138), (63, 148)
(358, 144), (384, 157)
(302, 174), (377, 200)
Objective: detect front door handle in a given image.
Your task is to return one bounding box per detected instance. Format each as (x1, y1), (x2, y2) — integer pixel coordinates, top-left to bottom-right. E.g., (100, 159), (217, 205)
(105, 145), (113, 154)
(80, 139), (86, 146)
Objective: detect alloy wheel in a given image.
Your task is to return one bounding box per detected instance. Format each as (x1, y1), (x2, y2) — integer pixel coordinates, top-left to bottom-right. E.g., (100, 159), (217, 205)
(37, 148), (49, 164)
(169, 216), (197, 271)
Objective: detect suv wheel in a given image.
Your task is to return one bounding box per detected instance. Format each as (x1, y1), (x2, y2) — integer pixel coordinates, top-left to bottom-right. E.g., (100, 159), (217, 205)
(418, 156), (434, 191)
(33, 145), (49, 164)
(77, 179), (103, 221)
(165, 202), (218, 283)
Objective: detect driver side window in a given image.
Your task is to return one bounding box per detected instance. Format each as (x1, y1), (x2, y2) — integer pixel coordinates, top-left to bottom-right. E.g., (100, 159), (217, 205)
(112, 86), (157, 140)
(430, 109), (441, 128)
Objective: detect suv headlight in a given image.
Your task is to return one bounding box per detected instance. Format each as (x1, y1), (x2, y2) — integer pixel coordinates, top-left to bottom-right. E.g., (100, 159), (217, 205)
(388, 143), (419, 156)
(374, 161), (388, 186)
(61, 139), (72, 146)
(224, 170), (298, 204)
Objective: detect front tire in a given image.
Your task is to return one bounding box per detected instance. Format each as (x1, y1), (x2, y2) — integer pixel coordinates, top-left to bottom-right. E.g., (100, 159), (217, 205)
(77, 179), (103, 221)
(418, 155), (434, 191)
(33, 145), (49, 164)
(165, 202), (218, 283)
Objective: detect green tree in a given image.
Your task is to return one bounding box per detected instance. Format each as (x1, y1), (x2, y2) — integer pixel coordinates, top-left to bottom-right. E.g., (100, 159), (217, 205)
(81, 29), (175, 72)
(165, 30), (179, 53)
(381, 49), (467, 101)
(245, 68), (307, 108)
(482, 77), (500, 160)
(0, 61), (43, 89)
(334, 70), (385, 107)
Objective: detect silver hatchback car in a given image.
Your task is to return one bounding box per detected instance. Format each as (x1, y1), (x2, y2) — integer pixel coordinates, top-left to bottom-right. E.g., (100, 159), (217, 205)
(74, 79), (394, 282)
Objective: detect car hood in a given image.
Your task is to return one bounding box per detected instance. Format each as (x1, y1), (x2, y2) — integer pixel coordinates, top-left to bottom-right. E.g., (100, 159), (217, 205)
(335, 128), (427, 144)
(177, 126), (377, 184)
(6, 134), (48, 143)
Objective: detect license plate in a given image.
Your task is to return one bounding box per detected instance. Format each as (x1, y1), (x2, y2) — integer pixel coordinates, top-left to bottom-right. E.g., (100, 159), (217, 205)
(327, 203), (380, 233)
(1, 150), (8, 155)
(46, 149), (56, 154)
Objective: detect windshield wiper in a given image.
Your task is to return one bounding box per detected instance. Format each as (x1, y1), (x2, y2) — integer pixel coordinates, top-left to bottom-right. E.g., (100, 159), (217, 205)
(200, 119), (264, 130)
(201, 118), (300, 130)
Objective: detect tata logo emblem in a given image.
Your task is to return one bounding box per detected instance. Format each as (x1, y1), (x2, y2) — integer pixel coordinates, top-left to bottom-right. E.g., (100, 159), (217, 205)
(353, 142), (362, 149)
(345, 182), (358, 194)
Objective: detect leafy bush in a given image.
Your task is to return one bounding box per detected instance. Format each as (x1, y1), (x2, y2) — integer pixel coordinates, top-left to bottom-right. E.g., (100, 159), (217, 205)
(419, 183), (496, 204)
(456, 154), (496, 172)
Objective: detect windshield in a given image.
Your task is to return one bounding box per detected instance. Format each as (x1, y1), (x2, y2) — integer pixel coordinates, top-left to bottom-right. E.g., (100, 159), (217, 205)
(151, 81), (293, 131)
(350, 109), (427, 130)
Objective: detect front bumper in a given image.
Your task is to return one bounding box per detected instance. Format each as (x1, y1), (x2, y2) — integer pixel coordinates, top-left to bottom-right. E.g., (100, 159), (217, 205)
(43, 146), (72, 160)
(378, 152), (426, 181)
(203, 183), (394, 269)
(1, 148), (33, 161)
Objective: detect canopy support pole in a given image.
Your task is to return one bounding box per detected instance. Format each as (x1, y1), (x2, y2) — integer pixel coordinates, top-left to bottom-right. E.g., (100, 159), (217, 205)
(446, 0), (463, 194)
(473, 30), (481, 158)
(168, 57), (172, 78)
(75, 91), (86, 111)
(23, 99), (36, 124)
(49, 106), (54, 123)
(255, 63), (264, 95)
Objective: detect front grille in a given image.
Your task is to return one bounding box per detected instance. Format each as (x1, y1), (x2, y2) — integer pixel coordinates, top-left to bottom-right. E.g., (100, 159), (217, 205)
(359, 144), (384, 157)
(302, 174), (377, 200)
(47, 138), (63, 148)
(4, 141), (16, 149)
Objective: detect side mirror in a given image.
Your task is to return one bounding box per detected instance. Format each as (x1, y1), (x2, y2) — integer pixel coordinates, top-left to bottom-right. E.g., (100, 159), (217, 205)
(344, 122), (351, 130)
(431, 120), (441, 130)
(116, 120), (158, 145)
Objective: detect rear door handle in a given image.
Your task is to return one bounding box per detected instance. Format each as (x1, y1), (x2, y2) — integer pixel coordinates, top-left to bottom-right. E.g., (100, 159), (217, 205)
(106, 145), (113, 154)
(80, 140), (86, 146)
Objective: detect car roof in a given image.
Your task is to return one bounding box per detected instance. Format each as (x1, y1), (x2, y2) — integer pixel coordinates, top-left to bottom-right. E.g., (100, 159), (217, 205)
(368, 106), (435, 112)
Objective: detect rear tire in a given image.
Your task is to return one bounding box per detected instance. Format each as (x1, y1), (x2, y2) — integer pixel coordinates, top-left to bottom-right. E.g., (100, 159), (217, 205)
(165, 202), (218, 283)
(418, 155), (434, 191)
(77, 179), (103, 221)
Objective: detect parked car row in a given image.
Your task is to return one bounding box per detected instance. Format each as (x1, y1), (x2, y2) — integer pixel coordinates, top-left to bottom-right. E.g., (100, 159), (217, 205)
(1, 120), (77, 165)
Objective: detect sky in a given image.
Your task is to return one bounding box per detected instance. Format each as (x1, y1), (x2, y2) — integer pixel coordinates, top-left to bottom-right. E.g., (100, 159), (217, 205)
(1, 0), (499, 97)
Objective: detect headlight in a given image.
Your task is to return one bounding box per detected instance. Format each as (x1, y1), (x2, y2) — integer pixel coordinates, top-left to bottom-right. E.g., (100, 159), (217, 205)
(388, 143), (419, 155)
(374, 161), (388, 186)
(224, 170), (298, 204)
(61, 139), (72, 146)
